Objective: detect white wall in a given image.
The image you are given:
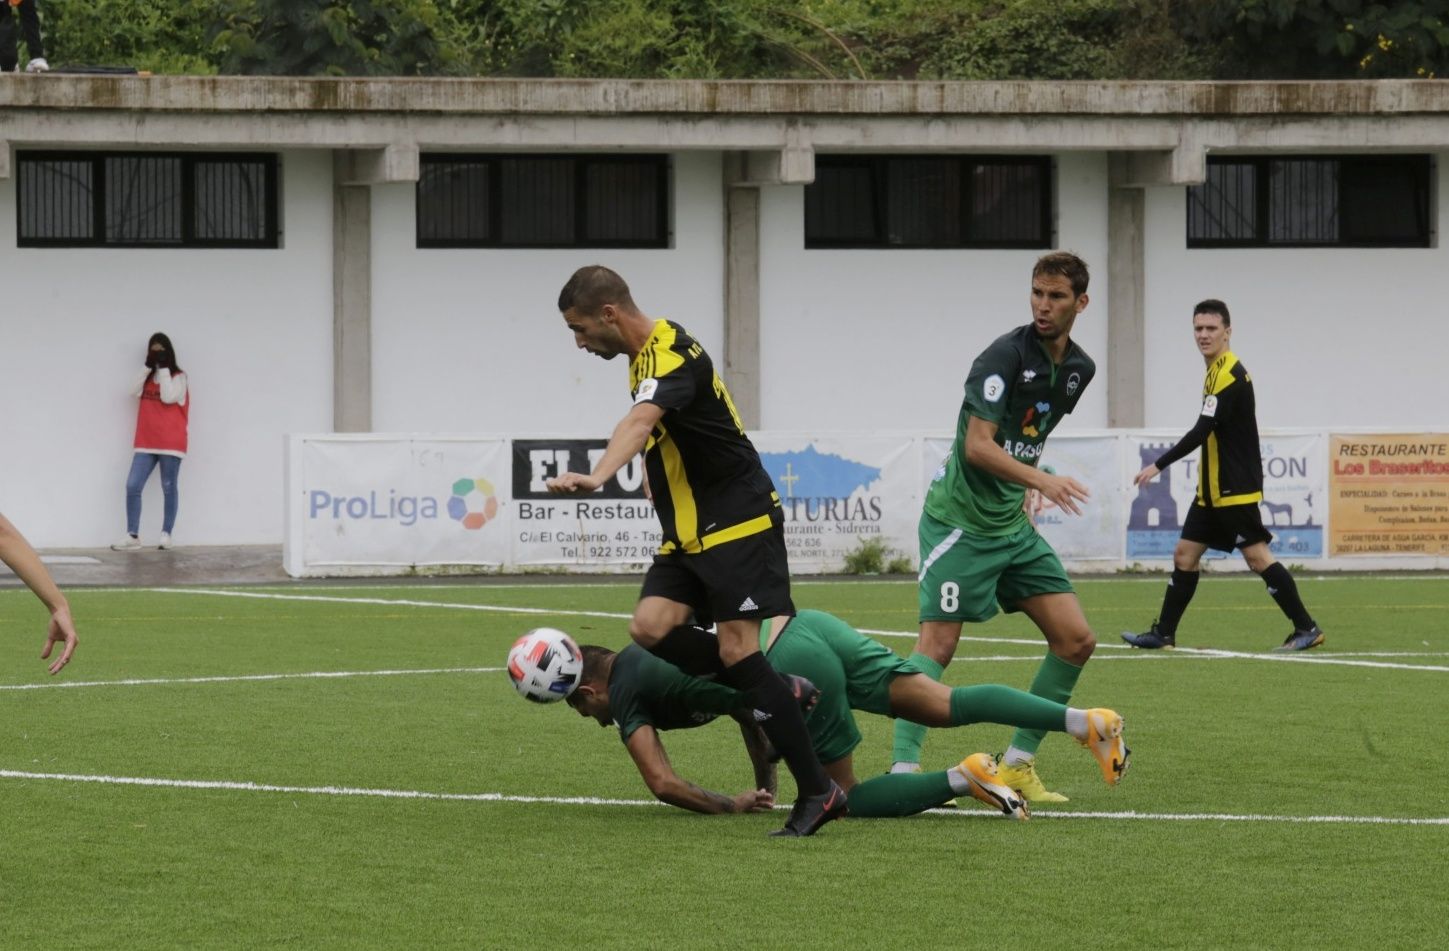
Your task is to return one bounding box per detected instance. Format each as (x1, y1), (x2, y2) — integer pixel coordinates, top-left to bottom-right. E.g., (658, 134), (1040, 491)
(1141, 157), (1449, 429)
(757, 153), (1111, 433)
(369, 151), (726, 435)
(0, 151), (334, 547)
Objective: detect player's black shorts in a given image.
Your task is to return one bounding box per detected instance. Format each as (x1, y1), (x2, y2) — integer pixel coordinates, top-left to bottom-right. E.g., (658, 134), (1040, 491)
(1181, 502), (1273, 553)
(639, 511), (793, 624)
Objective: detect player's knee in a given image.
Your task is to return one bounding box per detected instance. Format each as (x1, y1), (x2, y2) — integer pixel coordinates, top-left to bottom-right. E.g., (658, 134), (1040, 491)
(1058, 627), (1096, 664)
(627, 617), (667, 647)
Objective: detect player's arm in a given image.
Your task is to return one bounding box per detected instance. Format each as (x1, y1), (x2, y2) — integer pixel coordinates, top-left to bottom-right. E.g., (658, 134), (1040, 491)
(1133, 390), (1229, 487)
(546, 401), (663, 494)
(624, 724), (774, 814)
(730, 711), (778, 798)
(0, 513), (78, 674)
(965, 416), (1089, 516)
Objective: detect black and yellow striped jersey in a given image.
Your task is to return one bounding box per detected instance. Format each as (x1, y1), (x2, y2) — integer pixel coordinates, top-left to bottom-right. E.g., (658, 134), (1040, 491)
(1154, 351), (1264, 507)
(628, 320), (781, 553)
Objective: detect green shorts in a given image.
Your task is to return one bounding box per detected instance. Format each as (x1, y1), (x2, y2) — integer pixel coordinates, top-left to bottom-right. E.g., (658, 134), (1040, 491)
(917, 512), (1073, 623)
(764, 609), (922, 765)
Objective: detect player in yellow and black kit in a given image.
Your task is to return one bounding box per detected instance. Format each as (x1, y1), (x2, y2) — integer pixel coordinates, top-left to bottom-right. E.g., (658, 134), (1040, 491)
(1123, 300), (1324, 652)
(546, 265), (844, 836)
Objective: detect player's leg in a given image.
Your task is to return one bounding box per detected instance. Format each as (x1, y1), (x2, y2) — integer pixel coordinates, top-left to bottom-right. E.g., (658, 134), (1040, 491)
(992, 531), (1087, 800)
(0, 11), (18, 73)
(705, 522), (842, 835)
(1240, 535), (1323, 651)
(632, 558), (726, 677)
(891, 514), (999, 771)
(889, 673), (1129, 788)
(1125, 506), (1217, 648)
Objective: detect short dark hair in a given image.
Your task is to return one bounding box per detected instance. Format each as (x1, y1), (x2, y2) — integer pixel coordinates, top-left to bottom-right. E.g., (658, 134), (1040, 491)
(558, 266), (636, 316)
(1032, 252), (1090, 296)
(578, 644), (615, 685)
(1193, 299), (1231, 327)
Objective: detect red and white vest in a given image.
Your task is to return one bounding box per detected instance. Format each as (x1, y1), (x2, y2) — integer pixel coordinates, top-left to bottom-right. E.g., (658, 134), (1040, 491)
(134, 373), (190, 456)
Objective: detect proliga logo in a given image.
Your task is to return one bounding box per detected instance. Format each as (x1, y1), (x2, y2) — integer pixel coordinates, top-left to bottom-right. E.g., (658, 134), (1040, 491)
(448, 477), (499, 530)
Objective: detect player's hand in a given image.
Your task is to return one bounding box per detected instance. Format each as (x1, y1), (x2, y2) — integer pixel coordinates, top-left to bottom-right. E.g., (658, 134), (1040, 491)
(545, 472), (601, 494)
(733, 788), (775, 813)
(1133, 464), (1161, 488)
(1038, 472), (1090, 517)
(1024, 488), (1059, 519)
(41, 604), (78, 675)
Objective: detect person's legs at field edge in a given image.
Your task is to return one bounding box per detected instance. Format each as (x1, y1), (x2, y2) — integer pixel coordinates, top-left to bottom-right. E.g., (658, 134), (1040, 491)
(157, 455), (182, 535)
(124, 453), (161, 538)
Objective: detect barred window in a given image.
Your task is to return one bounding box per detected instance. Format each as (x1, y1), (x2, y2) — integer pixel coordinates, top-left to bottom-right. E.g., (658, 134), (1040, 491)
(16, 151), (279, 248)
(805, 155), (1052, 249)
(417, 154), (669, 248)
(1188, 155), (1431, 248)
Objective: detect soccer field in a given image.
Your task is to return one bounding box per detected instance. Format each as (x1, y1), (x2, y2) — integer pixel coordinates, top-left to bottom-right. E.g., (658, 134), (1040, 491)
(3, 576), (1447, 950)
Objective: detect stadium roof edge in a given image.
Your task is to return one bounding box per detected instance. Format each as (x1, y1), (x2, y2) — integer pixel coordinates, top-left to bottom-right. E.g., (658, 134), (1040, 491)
(1, 76), (1448, 117)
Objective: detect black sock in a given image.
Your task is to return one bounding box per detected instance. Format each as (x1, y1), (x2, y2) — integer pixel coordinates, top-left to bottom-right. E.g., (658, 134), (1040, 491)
(646, 625), (726, 678)
(1260, 562), (1314, 630)
(721, 652), (829, 798)
(1156, 568), (1199, 636)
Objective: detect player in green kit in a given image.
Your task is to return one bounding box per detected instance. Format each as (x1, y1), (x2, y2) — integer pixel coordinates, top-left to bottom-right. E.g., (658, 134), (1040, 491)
(891, 251), (1128, 802)
(561, 609), (1128, 819)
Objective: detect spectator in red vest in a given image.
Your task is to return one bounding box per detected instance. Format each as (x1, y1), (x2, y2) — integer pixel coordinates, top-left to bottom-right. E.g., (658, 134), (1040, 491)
(112, 333), (189, 551)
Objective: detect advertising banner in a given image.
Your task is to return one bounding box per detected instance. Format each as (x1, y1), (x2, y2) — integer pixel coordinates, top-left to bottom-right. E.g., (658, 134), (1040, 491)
(297, 437), (510, 568)
(1328, 434), (1449, 555)
(922, 435), (1125, 561)
(1125, 432), (1326, 561)
(753, 434), (920, 573)
(1033, 435), (1126, 560)
(509, 438), (657, 568)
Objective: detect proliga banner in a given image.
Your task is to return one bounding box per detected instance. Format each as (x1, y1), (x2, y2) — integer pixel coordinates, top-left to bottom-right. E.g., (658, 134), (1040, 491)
(1328, 434), (1449, 555)
(296, 437), (510, 568)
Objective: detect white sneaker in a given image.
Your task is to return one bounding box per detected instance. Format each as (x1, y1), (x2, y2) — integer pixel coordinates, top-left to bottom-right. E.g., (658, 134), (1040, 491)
(25, 58), (49, 73)
(111, 534), (142, 551)
(158, 532), (173, 550)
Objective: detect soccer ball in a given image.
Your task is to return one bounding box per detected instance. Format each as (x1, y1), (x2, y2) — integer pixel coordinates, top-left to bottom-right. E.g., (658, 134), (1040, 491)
(506, 628), (583, 703)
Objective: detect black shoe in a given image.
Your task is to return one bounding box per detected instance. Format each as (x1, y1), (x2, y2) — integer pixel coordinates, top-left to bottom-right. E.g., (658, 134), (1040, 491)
(1273, 624), (1325, 652)
(1121, 623), (1175, 649)
(769, 781), (847, 837)
(784, 674), (820, 715)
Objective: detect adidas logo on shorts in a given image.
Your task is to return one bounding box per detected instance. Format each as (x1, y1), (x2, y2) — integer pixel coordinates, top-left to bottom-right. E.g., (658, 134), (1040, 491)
(738, 596), (759, 612)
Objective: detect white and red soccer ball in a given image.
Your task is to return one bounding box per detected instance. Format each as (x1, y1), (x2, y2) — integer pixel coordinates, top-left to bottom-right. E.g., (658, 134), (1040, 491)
(506, 628), (583, 703)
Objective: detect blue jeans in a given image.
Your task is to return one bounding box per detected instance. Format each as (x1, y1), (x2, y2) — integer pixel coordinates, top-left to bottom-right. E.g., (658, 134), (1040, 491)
(126, 452), (182, 535)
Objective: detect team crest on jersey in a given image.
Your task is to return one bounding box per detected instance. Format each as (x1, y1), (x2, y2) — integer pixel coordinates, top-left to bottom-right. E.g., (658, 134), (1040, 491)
(1021, 401), (1051, 438)
(1066, 372), (1081, 395)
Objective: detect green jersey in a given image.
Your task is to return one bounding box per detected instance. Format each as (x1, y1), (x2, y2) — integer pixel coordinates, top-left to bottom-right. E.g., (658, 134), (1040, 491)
(924, 324), (1095, 537)
(607, 644), (744, 743)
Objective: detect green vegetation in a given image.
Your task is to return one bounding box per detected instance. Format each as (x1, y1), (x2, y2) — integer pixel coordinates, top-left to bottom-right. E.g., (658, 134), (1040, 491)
(3, 577), (1446, 948)
(39, 1), (1449, 79)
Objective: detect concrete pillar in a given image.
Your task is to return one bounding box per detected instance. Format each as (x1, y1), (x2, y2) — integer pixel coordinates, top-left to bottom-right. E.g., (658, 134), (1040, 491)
(1106, 158), (1146, 429)
(724, 176), (762, 429)
(332, 152), (372, 433)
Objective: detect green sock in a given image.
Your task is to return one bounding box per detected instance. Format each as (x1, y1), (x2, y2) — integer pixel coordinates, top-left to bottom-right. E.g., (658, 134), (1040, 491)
(1007, 653), (1083, 756)
(845, 771), (955, 818)
(890, 652), (945, 765)
(949, 684), (1069, 734)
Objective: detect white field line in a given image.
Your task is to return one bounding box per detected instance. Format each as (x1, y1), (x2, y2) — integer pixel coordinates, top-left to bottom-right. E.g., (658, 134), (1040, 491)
(146, 588), (1449, 673)
(150, 587), (635, 621)
(0, 667), (503, 692)
(1, 768), (1446, 826)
